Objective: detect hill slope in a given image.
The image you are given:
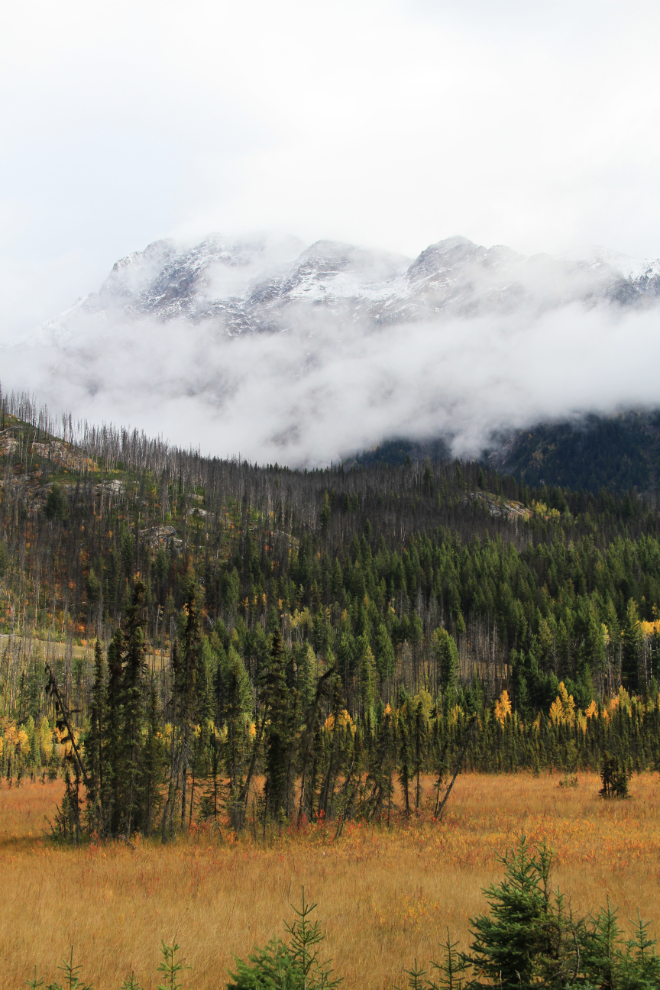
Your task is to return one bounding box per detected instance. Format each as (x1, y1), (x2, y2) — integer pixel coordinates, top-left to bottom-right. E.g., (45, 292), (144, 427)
(354, 412), (660, 496)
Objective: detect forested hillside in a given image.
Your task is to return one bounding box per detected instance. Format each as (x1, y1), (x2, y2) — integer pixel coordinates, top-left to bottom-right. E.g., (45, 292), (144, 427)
(355, 410), (660, 496)
(2, 391), (660, 839)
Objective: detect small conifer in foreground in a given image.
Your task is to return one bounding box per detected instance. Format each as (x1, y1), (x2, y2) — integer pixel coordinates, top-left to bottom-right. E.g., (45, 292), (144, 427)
(21, 850), (660, 989)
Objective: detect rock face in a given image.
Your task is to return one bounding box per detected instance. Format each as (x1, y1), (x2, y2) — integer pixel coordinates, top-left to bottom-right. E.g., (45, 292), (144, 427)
(11, 231), (660, 478)
(32, 233), (660, 345)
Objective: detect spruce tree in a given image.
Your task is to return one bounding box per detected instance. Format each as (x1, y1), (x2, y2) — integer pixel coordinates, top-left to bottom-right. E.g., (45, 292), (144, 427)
(199, 723), (223, 823)
(161, 637), (181, 842)
(162, 578), (204, 837)
(412, 699), (427, 812)
(121, 580), (148, 836)
(262, 629), (296, 823)
(398, 706), (413, 818)
(142, 677), (167, 835)
(622, 598), (642, 692)
(465, 837), (564, 989)
(363, 706), (395, 822)
(374, 624), (395, 681)
(179, 576), (203, 829)
(357, 637), (377, 723)
(85, 638), (105, 833)
(102, 628), (125, 836)
(432, 628), (460, 695)
(318, 676), (344, 819)
(224, 650), (252, 830)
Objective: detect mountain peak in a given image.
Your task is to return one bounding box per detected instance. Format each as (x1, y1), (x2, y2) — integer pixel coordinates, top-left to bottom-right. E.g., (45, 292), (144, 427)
(18, 233), (660, 350)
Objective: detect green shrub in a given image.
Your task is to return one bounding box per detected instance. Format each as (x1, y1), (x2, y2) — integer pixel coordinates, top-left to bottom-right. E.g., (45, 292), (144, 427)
(599, 752), (631, 799)
(20, 849), (660, 990)
(45, 483), (68, 522)
(399, 835), (660, 990)
(227, 891), (341, 990)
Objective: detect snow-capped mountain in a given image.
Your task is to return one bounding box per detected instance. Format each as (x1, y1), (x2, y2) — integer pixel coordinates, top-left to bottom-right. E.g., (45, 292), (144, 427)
(30, 234), (660, 347)
(6, 232), (660, 472)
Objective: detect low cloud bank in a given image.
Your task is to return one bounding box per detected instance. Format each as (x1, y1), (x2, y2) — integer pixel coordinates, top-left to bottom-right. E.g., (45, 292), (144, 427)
(2, 299), (660, 465)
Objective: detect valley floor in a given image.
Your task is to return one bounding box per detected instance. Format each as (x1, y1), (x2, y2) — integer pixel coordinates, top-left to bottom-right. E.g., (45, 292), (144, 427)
(3, 773), (660, 989)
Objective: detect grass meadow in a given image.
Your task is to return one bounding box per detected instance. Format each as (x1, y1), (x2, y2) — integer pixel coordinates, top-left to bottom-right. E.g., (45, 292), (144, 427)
(3, 773), (660, 989)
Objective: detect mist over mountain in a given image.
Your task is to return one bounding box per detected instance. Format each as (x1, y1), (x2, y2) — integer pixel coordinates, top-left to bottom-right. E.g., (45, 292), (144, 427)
(3, 232), (660, 473)
(26, 233), (660, 340)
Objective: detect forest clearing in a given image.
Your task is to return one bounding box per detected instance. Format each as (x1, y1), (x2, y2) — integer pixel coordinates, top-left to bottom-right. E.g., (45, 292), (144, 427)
(3, 772), (660, 990)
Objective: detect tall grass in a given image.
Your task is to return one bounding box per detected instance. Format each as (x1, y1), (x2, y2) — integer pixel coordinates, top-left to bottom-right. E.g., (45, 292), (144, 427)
(3, 772), (660, 988)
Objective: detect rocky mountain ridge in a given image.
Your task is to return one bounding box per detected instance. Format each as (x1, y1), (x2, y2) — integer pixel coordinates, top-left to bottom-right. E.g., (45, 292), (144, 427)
(7, 232), (660, 486)
(31, 233), (660, 346)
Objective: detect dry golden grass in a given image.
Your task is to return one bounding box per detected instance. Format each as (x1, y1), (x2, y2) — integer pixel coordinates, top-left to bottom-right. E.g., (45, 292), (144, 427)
(3, 773), (660, 989)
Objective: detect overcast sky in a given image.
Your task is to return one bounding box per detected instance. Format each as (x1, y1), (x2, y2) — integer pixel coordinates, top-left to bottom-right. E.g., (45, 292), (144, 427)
(2, 0), (660, 338)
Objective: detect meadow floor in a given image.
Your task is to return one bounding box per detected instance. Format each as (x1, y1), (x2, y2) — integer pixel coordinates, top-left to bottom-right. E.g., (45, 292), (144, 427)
(3, 773), (660, 989)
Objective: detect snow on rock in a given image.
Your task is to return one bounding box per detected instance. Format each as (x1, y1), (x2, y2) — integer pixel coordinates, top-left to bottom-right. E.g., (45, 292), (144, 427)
(20, 233), (660, 349)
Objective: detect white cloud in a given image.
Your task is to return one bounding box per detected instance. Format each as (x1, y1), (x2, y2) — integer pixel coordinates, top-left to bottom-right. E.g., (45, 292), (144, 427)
(3, 0), (660, 451)
(2, 296), (660, 466)
(2, 0), (660, 343)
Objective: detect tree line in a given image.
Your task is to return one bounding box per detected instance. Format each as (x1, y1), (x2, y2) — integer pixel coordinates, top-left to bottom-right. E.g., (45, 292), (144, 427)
(2, 396), (660, 836)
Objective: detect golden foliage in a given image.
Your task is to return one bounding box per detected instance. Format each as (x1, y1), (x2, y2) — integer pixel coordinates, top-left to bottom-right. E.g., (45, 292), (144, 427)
(2, 723), (33, 756)
(290, 607), (313, 631)
(609, 686), (631, 714)
(447, 704), (463, 727)
(548, 682), (576, 727)
(584, 700), (598, 720)
(412, 689), (434, 720)
(494, 689), (512, 725)
(324, 709), (354, 732)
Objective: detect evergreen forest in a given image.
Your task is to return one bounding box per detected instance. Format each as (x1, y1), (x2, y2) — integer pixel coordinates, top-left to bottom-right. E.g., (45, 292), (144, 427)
(2, 391), (660, 841)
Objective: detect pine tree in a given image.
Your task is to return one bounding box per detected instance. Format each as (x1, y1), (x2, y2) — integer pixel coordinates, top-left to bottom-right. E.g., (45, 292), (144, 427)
(224, 650), (252, 830)
(262, 630), (296, 823)
(85, 638), (105, 833)
(412, 699), (427, 812)
(178, 576), (204, 830)
(121, 580), (148, 836)
(432, 629), (460, 695)
(102, 628), (125, 836)
(622, 598), (642, 692)
(141, 677), (167, 835)
(465, 837), (565, 989)
(398, 712), (412, 818)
